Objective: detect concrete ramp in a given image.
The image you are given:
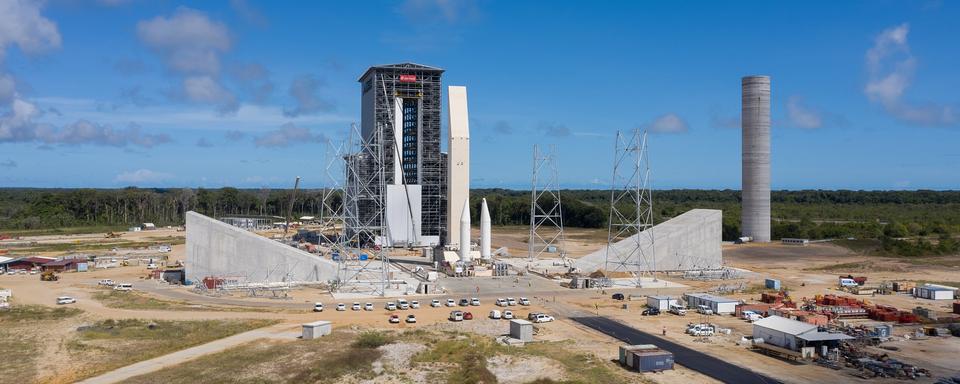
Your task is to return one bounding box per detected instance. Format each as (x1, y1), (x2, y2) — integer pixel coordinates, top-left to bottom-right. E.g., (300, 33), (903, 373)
(575, 209), (722, 272)
(186, 211), (339, 283)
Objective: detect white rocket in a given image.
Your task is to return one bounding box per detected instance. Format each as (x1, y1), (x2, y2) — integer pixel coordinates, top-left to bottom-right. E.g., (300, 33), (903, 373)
(480, 198), (491, 261)
(459, 199), (472, 262)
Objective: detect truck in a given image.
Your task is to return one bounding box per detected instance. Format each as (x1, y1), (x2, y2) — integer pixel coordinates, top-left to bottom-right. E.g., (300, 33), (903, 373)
(839, 278), (861, 288)
(839, 275), (867, 286)
(686, 323), (715, 336)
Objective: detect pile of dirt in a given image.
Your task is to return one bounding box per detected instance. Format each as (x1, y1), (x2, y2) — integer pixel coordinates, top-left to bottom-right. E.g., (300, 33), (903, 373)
(487, 354), (566, 384)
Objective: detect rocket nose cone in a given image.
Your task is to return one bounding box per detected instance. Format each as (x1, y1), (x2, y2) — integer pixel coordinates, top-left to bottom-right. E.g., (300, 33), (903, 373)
(460, 199), (470, 224)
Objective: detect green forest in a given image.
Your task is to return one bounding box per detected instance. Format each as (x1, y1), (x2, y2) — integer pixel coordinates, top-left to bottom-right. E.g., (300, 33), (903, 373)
(1, 188), (959, 255)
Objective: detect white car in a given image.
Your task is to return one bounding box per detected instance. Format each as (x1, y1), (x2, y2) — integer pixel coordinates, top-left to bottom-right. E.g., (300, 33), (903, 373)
(742, 310), (762, 322)
(519, 297), (530, 306)
(351, 302), (361, 311)
(158, 245), (172, 252)
(98, 279), (115, 286)
(489, 310), (502, 319)
(449, 311), (464, 321)
(313, 302), (324, 312)
(532, 314), (554, 323)
(56, 296), (76, 305)
(113, 283), (133, 291)
(496, 298), (508, 307)
(411, 300), (420, 309)
(146, 263), (158, 269)
(364, 303), (374, 311)
(431, 299), (441, 307)
(405, 314), (417, 323)
(470, 298), (480, 306)
(503, 310), (514, 319)
(385, 302), (397, 311)
(506, 297), (517, 306)
(336, 303), (346, 311)
(29, 270), (38, 275)
(398, 301), (410, 310)
(445, 299), (456, 307)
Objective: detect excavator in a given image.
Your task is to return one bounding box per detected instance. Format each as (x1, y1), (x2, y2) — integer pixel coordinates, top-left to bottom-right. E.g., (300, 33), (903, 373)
(104, 232), (122, 239)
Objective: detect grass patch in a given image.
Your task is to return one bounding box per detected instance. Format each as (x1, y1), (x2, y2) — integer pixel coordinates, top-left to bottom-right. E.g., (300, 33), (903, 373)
(353, 330), (393, 348)
(0, 225), (128, 237)
(0, 304), (82, 323)
(13, 237), (184, 254)
(121, 331), (381, 384)
(61, 318), (275, 382)
(91, 289), (273, 313)
(0, 329), (39, 384)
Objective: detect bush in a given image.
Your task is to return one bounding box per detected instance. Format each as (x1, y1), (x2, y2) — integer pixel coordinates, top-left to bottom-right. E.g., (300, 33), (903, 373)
(353, 331), (392, 349)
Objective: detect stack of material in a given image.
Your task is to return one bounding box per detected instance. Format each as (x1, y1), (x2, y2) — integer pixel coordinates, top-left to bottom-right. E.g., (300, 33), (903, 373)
(953, 301), (960, 315)
(868, 305), (900, 322)
(842, 345), (932, 379)
(892, 281), (915, 293)
(618, 344), (674, 372)
(736, 303), (774, 317)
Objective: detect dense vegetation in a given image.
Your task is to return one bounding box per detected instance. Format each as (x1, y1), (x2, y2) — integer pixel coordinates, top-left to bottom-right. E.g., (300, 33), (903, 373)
(2, 188), (959, 254)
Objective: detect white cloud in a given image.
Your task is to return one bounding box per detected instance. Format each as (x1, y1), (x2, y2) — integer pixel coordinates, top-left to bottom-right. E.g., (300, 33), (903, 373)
(283, 75), (334, 117)
(0, 98), (170, 147)
(786, 96), (823, 129)
(0, 73), (14, 104)
(399, 0), (478, 24)
(115, 169), (173, 184)
(537, 122), (570, 137)
(136, 7), (230, 75)
(0, 159), (16, 168)
(254, 122), (327, 147)
(865, 23), (957, 126)
(647, 113), (689, 133)
(0, 0), (61, 61)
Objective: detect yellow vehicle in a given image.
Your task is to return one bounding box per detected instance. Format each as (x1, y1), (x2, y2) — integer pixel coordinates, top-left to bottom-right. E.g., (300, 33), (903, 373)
(40, 271), (59, 281)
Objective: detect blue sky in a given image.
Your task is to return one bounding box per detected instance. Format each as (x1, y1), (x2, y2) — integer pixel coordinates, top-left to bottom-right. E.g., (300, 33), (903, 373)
(1, 0), (958, 190)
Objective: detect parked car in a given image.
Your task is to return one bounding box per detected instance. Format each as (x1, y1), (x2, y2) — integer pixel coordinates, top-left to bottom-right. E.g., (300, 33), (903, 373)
(490, 310), (502, 319)
(386, 302), (397, 311)
(463, 311), (474, 320)
(506, 297), (516, 306)
(364, 303), (374, 311)
(641, 307), (661, 316)
(446, 298), (456, 307)
(696, 305), (714, 315)
(431, 299), (441, 307)
(612, 293), (625, 300)
(313, 302), (324, 312)
(113, 283), (133, 291)
(503, 310), (514, 319)
(146, 263), (158, 269)
(687, 323), (715, 336)
(351, 302), (361, 311)
(528, 312), (542, 320)
(519, 297), (530, 306)
(742, 310), (762, 322)
(410, 300), (420, 309)
(398, 299), (409, 310)
(470, 298), (480, 306)
(669, 304), (687, 316)
(496, 298), (508, 307)
(449, 311), (464, 321)
(458, 298), (470, 306)
(336, 303), (346, 311)
(56, 296), (76, 305)
(406, 314), (417, 323)
(98, 279), (115, 286)
(389, 314), (400, 324)
(532, 313), (554, 323)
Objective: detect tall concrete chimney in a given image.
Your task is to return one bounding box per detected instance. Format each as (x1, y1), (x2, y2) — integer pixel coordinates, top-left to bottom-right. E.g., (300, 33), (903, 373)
(741, 75), (771, 242)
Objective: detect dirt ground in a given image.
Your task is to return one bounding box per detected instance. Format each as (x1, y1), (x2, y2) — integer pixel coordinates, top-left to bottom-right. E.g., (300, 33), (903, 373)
(3, 227), (960, 384)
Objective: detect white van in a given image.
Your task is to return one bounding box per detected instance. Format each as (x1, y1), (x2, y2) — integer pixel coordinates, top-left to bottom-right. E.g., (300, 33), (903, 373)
(489, 310), (502, 319)
(113, 283), (133, 291)
(839, 278), (859, 287)
(669, 304), (687, 316)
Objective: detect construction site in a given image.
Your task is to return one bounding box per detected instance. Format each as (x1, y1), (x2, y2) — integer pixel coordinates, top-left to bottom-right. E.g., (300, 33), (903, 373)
(1, 65), (958, 384)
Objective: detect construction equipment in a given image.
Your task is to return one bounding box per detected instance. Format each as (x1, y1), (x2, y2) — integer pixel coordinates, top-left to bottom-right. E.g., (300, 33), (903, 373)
(104, 232), (122, 239)
(40, 271), (59, 281)
(283, 176), (301, 241)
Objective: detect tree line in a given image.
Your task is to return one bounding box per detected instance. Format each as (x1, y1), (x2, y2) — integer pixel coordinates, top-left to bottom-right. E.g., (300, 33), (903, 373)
(2, 188), (959, 245)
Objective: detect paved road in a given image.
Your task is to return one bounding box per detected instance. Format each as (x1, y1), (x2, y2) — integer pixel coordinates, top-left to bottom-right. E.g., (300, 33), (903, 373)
(76, 324), (299, 384)
(571, 316), (783, 384)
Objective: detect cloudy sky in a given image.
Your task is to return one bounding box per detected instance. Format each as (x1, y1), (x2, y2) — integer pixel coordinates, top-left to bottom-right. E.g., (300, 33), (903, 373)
(1, 1), (958, 190)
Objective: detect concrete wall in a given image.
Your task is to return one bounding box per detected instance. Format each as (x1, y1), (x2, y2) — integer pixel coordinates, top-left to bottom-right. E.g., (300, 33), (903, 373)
(185, 211), (339, 283)
(742, 75), (771, 242)
(576, 209), (722, 272)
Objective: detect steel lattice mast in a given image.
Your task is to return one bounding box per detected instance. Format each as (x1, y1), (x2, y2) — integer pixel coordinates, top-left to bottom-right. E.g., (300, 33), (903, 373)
(528, 144), (566, 262)
(603, 129), (654, 287)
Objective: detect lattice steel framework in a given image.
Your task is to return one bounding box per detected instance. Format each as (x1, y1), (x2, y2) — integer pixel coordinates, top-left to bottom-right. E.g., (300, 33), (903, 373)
(338, 124), (391, 296)
(603, 129), (655, 286)
(318, 138), (345, 247)
(528, 144), (566, 261)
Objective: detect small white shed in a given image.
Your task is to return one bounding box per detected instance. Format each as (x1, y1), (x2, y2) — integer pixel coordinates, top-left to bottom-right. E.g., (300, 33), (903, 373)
(302, 320), (332, 340)
(915, 284), (957, 300)
(510, 319), (533, 342)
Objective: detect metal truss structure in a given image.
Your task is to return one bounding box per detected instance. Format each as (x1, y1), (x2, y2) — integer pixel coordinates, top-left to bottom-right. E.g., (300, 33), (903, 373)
(528, 144), (567, 261)
(603, 129), (655, 286)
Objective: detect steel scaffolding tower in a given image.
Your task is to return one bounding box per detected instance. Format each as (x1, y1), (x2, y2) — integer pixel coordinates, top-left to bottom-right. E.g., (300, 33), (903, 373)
(318, 137), (345, 248)
(603, 129), (655, 286)
(528, 144), (566, 261)
(337, 123), (391, 296)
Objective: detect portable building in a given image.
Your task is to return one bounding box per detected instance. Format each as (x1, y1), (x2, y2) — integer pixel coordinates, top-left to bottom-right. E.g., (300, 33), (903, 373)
(764, 278), (781, 290)
(619, 344), (674, 372)
(915, 284), (957, 300)
(141, 223), (157, 230)
(646, 296), (678, 311)
(753, 316), (852, 352)
(510, 319), (533, 342)
(683, 293), (738, 314)
(301, 321), (331, 340)
(781, 238), (809, 246)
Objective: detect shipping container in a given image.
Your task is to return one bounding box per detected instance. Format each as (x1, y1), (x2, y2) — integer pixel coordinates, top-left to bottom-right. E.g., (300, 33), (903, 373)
(765, 278), (781, 290)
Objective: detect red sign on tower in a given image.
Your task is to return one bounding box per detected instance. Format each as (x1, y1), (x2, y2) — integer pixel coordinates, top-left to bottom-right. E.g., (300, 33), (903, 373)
(399, 74), (417, 83)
